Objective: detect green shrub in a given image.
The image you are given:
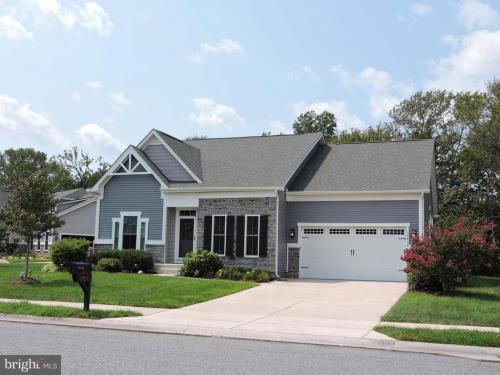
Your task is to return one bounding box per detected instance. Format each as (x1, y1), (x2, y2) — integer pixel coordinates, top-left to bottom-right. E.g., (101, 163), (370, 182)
(96, 258), (122, 273)
(91, 250), (121, 264)
(51, 238), (89, 270)
(216, 266), (273, 282)
(216, 267), (244, 280)
(120, 250), (154, 272)
(252, 269), (273, 282)
(181, 250), (223, 278)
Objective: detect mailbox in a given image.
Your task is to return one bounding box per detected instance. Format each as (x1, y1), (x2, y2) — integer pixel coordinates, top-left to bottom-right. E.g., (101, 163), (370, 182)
(70, 262), (92, 311)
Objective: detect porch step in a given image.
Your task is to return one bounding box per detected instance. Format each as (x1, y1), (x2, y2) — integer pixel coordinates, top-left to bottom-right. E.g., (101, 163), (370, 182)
(154, 263), (182, 276)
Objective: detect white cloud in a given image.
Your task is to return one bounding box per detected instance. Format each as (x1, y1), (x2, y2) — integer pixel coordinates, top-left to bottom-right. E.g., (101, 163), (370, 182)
(330, 65), (410, 119)
(0, 15), (33, 40)
(190, 38), (244, 63)
(110, 92), (132, 112)
(189, 97), (245, 131)
(70, 91), (81, 101)
(76, 123), (125, 151)
(441, 34), (460, 47)
(78, 2), (113, 36)
(0, 94), (69, 147)
(0, 1), (113, 39)
(269, 120), (292, 134)
(86, 80), (103, 90)
(458, 0), (498, 30)
(410, 3), (432, 17)
(293, 100), (365, 130)
(426, 29), (500, 91)
(290, 65), (320, 81)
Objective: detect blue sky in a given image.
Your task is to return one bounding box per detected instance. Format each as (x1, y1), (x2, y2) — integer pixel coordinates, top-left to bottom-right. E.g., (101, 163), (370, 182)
(0, 0), (499, 162)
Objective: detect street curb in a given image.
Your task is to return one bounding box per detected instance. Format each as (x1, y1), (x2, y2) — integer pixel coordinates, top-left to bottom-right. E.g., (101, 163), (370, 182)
(1, 314), (499, 363)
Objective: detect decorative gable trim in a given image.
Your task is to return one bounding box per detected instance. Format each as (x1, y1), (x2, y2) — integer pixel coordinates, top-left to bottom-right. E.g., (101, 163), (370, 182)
(89, 145), (168, 194)
(137, 130), (202, 183)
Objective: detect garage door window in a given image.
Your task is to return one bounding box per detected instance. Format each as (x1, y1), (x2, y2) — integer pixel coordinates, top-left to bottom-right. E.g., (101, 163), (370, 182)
(304, 228), (324, 234)
(383, 228), (405, 235)
(355, 228), (377, 235)
(330, 228), (350, 235)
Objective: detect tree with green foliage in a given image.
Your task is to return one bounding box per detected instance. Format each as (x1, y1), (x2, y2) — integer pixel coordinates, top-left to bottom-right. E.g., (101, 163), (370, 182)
(337, 124), (398, 143)
(293, 110), (337, 142)
(1, 177), (63, 280)
(52, 147), (110, 189)
(0, 149), (64, 280)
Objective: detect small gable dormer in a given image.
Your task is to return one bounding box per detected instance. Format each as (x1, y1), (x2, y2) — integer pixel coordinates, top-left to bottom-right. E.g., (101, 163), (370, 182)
(138, 130), (202, 183)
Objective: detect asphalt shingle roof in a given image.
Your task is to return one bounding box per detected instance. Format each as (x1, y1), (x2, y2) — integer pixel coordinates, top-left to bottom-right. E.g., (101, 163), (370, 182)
(289, 139), (434, 192)
(166, 132), (323, 188)
(156, 130), (203, 180)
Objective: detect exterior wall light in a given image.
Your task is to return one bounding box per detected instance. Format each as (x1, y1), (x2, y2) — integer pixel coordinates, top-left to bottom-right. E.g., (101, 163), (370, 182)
(289, 228), (295, 239)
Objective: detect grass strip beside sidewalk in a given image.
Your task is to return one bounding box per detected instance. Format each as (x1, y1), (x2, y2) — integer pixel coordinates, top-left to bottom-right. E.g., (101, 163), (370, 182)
(0, 301), (141, 319)
(376, 326), (500, 348)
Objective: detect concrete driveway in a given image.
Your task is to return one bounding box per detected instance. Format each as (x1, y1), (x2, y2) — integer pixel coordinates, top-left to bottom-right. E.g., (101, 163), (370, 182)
(110, 280), (407, 339)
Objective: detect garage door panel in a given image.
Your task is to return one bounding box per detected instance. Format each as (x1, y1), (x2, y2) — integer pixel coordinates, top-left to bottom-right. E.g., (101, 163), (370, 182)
(299, 225), (407, 282)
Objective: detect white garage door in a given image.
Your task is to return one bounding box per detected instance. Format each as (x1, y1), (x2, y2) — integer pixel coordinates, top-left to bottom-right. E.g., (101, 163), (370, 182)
(299, 224), (408, 281)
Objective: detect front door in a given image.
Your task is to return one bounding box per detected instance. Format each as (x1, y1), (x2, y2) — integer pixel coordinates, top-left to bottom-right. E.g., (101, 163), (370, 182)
(178, 218), (195, 258)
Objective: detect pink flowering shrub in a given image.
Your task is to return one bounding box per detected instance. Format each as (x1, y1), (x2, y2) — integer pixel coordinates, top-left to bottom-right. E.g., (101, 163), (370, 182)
(401, 218), (496, 292)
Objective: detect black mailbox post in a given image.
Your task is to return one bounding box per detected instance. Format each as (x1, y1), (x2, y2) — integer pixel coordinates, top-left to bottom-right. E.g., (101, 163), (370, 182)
(69, 262), (92, 311)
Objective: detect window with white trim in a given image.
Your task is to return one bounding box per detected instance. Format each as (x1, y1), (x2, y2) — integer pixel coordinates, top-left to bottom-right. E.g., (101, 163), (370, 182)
(245, 215), (260, 257)
(330, 228), (350, 235)
(356, 228), (377, 235)
(212, 215), (226, 256)
(179, 210), (196, 217)
(304, 228), (324, 234)
(382, 228), (405, 235)
(111, 214), (149, 250)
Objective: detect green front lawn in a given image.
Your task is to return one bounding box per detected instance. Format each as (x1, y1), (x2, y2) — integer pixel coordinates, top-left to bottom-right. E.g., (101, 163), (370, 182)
(0, 302), (140, 319)
(375, 326), (500, 348)
(382, 276), (500, 327)
(0, 262), (256, 308)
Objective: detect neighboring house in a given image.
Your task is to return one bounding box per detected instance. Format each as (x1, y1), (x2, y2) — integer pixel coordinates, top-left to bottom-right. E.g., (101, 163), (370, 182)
(34, 189), (96, 253)
(0, 188), (96, 254)
(89, 129), (437, 282)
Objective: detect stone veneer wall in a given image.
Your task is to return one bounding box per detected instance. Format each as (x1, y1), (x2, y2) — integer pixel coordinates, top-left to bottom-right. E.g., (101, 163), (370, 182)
(286, 247), (300, 278)
(196, 197), (277, 273)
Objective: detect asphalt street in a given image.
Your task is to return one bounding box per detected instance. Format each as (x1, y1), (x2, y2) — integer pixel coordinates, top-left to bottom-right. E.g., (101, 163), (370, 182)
(1, 322), (498, 375)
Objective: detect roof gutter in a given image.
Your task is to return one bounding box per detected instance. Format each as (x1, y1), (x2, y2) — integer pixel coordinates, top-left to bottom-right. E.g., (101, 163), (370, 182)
(286, 189), (431, 195)
(162, 187), (283, 193)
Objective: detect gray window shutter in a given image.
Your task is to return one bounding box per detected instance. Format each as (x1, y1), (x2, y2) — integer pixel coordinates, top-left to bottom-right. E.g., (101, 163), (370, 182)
(226, 216), (235, 258)
(259, 215), (268, 258)
(203, 216), (212, 250)
(236, 215), (245, 257)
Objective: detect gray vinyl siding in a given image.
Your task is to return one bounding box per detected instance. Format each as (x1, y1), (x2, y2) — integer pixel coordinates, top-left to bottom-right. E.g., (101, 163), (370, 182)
(286, 200), (419, 243)
(60, 201), (96, 236)
(277, 191), (287, 275)
(98, 174), (163, 240)
(144, 144), (194, 182)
